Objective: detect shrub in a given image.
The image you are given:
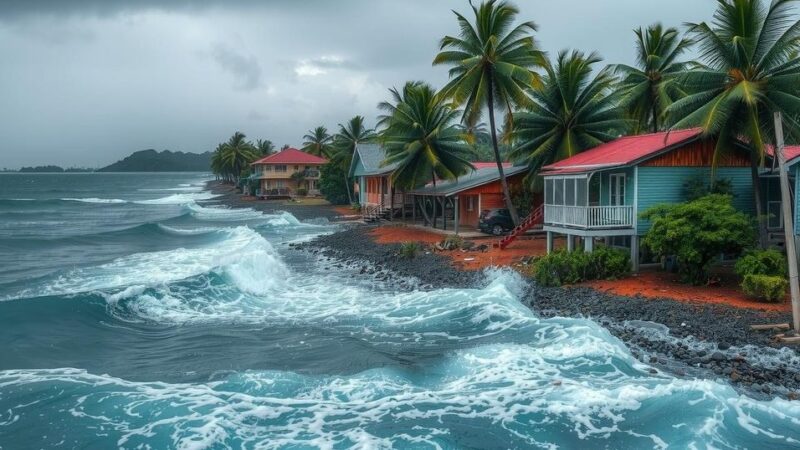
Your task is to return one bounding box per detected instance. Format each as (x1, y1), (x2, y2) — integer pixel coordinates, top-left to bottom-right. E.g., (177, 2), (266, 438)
(529, 247), (630, 287)
(399, 241), (420, 259)
(741, 274), (788, 303)
(319, 162), (351, 205)
(296, 187), (308, 197)
(735, 248), (787, 278)
(641, 194), (755, 285)
(441, 234), (464, 250)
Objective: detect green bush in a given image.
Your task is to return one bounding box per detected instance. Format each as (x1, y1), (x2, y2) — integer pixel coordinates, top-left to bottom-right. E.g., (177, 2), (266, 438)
(296, 187), (308, 197)
(530, 247), (630, 287)
(741, 274), (788, 303)
(735, 248), (787, 278)
(399, 241), (420, 259)
(442, 234), (464, 250)
(641, 194), (755, 285)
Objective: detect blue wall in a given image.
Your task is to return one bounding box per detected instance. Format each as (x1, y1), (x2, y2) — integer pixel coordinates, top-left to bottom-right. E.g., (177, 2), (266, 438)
(635, 166), (754, 235)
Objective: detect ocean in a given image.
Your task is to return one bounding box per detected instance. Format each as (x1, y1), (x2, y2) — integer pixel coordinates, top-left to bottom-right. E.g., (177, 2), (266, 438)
(0, 172), (798, 449)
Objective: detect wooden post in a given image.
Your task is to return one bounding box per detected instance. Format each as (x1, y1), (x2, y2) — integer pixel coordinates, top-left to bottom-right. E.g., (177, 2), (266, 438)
(442, 197), (447, 231)
(546, 231), (553, 253)
(432, 196), (437, 229)
(454, 195), (460, 235)
(774, 112), (800, 332)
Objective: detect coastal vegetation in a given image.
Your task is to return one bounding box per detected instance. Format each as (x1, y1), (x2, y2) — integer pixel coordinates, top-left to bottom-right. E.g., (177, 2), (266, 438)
(528, 247), (631, 287)
(210, 132), (260, 183)
(736, 249), (790, 301)
(641, 194), (755, 285)
(98, 149), (212, 172)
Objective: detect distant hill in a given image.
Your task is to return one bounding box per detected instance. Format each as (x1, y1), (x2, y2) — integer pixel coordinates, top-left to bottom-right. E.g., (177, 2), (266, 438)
(98, 149), (212, 172)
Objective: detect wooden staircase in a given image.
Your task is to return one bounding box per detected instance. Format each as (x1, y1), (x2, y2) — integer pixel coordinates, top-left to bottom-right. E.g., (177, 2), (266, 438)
(495, 205), (544, 250)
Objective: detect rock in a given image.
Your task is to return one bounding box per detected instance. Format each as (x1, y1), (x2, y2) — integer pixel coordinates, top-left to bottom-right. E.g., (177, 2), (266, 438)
(717, 342), (731, 351)
(710, 352), (726, 362)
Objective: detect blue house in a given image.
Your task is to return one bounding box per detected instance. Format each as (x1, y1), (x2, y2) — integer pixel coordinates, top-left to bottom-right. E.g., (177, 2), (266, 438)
(539, 129), (758, 270)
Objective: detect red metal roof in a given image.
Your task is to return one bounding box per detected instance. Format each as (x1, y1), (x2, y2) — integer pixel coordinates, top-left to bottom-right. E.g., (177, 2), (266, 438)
(541, 128), (703, 174)
(765, 143), (800, 164)
(251, 148), (328, 165)
(473, 162), (512, 169)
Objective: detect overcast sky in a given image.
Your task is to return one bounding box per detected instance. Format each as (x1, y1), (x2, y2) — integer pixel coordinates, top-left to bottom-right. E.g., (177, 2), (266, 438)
(0, 0), (717, 168)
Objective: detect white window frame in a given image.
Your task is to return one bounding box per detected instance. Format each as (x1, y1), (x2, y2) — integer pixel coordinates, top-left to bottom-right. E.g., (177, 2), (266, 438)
(275, 165), (287, 173)
(609, 173), (626, 206)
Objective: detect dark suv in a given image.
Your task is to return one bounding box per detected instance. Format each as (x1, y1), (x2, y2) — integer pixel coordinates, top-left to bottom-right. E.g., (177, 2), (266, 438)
(479, 208), (514, 235)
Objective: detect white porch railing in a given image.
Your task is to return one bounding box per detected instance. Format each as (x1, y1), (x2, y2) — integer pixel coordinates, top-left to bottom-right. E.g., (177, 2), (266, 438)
(544, 205), (634, 229)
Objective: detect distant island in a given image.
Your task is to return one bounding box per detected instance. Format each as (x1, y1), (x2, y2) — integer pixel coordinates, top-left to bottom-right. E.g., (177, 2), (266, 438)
(97, 149), (213, 172)
(18, 165), (94, 173)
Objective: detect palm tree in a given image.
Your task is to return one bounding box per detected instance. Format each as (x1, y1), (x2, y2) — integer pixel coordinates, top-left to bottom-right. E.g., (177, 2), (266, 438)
(378, 81), (474, 189)
(331, 116), (376, 204)
(256, 139), (274, 156)
(666, 0), (800, 247)
(220, 131), (258, 183)
(302, 126), (334, 158)
(613, 24), (694, 133)
(433, 0), (544, 225)
(510, 50), (629, 175)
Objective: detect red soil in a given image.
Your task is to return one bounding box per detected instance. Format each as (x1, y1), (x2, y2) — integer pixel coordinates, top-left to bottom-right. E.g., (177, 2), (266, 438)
(583, 270), (791, 312)
(368, 226), (548, 271)
(368, 224), (792, 312)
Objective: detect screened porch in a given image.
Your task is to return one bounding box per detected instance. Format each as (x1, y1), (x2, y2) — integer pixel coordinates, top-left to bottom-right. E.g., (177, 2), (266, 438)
(543, 174), (634, 230)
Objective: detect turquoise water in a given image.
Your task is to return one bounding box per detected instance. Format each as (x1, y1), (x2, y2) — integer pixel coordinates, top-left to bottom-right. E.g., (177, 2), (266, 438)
(0, 173), (799, 449)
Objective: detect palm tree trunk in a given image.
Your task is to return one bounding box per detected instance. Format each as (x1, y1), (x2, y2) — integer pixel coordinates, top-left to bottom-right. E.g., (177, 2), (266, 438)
(750, 151), (768, 249)
(652, 103), (659, 133)
(344, 173), (354, 205)
(486, 71), (520, 226)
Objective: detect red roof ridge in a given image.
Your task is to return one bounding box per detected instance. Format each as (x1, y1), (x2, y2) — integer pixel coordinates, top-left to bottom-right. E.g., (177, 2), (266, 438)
(251, 147), (327, 165)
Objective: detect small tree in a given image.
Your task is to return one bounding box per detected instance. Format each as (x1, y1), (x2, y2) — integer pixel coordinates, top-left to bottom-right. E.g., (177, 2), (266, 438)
(641, 194), (755, 284)
(318, 162), (350, 205)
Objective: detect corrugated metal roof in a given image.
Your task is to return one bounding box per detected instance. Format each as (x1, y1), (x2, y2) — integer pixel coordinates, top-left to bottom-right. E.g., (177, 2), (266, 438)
(350, 143), (399, 177)
(410, 165), (528, 197)
(541, 128), (703, 175)
(251, 148), (327, 165)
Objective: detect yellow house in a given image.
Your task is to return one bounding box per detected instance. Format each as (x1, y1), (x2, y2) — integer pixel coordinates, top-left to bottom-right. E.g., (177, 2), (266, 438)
(250, 148), (327, 197)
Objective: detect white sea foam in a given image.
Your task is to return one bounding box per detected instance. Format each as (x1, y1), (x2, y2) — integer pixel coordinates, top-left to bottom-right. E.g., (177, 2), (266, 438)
(134, 192), (219, 205)
(184, 203), (266, 221)
(2, 227), (286, 302)
(61, 197), (127, 204)
(157, 224), (220, 236)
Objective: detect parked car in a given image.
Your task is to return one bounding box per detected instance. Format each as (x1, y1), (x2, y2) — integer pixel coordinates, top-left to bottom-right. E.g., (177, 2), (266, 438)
(479, 208), (514, 235)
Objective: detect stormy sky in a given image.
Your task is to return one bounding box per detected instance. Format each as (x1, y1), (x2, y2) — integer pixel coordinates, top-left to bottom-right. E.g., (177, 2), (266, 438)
(0, 0), (716, 168)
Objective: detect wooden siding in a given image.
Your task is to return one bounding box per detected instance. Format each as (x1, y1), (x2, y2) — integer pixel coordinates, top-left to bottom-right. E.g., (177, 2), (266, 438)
(795, 165), (800, 235)
(457, 173), (525, 196)
(636, 166), (754, 235)
(640, 139), (750, 167)
(458, 194), (480, 227)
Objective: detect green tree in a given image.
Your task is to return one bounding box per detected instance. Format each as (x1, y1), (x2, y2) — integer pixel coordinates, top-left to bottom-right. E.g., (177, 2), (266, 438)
(641, 194), (755, 284)
(433, 0), (543, 225)
(330, 116), (376, 204)
(318, 162), (350, 205)
(613, 24), (694, 133)
(667, 0), (800, 248)
(378, 81), (474, 189)
(256, 139), (274, 156)
(212, 131), (258, 184)
(510, 51), (629, 176)
(302, 126), (334, 158)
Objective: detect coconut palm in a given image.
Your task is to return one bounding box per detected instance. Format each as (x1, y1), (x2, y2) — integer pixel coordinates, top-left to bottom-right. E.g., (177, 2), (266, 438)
(666, 0), (800, 247)
(302, 126), (334, 158)
(331, 116), (376, 204)
(378, 81), (474, 189)
(256, 139), (274, 156)
(613, 24), (694, 133)
(433, 0), (544, 225)
(220, 131), (258, 183)
(510, 50), (629, 175)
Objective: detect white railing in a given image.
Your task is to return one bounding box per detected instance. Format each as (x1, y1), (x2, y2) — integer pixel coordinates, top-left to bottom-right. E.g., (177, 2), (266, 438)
(544, 205), (634, 229)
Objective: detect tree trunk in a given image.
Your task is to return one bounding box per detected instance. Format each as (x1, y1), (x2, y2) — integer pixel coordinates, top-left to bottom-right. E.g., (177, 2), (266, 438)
(652, 102), (659, 133)
(486, 71), (520, 226)
(750, 151), (768, 249)
(344, 175), (354, 205)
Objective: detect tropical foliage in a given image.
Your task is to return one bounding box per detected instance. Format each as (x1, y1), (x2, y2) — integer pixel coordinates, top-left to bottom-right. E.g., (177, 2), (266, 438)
(330, 116), (376, 204)
(641, 194), (755, 284)
(434, 0), (543, 224)
(302, 126), (334, 158)
(613, 24), (694, 133)
(510, 50), (629, 176)
(378, 81), (474, 189)
(666, 0), (800, 246)
(210, 131), (259, 183)
(256, 139), (275, 156)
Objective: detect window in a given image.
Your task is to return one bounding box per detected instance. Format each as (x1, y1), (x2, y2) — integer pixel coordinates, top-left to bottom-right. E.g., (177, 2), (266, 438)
(609, 174), (626, 206)
(275, 165), (287, 172)
(768, 201), (783, 229)
(545, 179), (554, 204)
(276, 180), (286, 188)
(263, 165), (272, 172)
(467, 196), (475, 212)
(294, 165), (300, 171)
(576, 178), (587, 206)
(565, 178), (576, 206)
(554, 178), (564, 206)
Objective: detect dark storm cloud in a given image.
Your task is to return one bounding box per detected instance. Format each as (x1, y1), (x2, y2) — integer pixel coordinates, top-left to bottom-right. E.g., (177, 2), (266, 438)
(0, 0), (719, 168)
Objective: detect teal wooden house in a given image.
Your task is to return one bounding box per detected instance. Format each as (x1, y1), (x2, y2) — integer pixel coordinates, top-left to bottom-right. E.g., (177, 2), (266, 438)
(539, 129), (759, 270)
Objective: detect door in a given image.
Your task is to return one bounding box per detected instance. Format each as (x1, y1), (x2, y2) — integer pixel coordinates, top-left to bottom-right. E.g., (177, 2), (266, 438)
(608, 173), (626, 225)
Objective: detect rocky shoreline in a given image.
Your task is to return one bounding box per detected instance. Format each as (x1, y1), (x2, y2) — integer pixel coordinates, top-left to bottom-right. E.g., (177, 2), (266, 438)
(294, 225), (799, 400)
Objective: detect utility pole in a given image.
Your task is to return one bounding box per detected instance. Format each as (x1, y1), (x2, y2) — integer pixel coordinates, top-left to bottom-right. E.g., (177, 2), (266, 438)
(774, 112), (800, 333)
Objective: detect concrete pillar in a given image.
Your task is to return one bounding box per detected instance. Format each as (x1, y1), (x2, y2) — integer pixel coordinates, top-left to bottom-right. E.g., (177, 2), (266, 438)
(584, 236), (594, 252)
(631, 235), (640, 272)
(546, 231), (553, 254)
(567, 234), (574, 252)
(454, 196), (460, 235)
